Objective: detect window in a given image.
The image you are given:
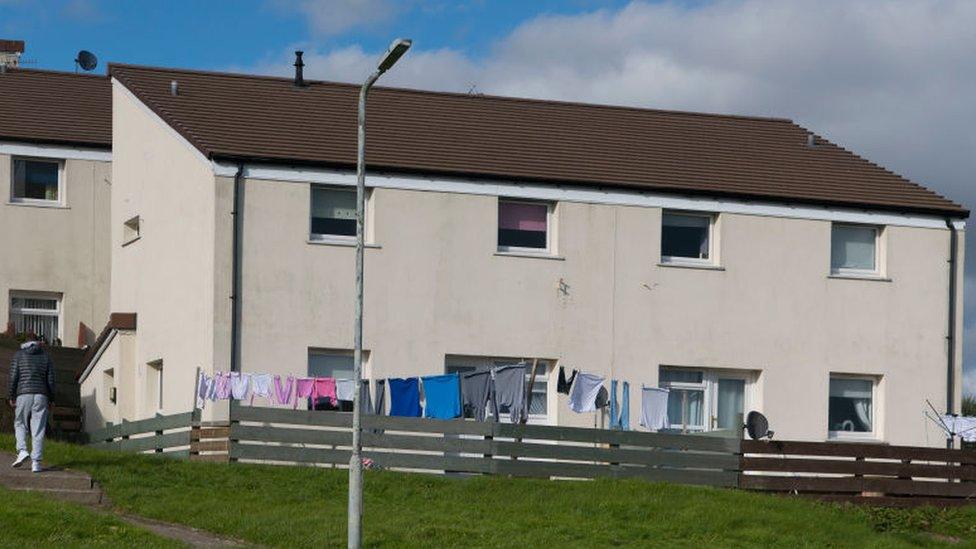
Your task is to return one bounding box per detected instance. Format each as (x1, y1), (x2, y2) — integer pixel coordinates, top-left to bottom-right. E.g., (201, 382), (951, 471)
(9, 292), (60, 344)
(831, 224), (879, 275)
(661, 212), (713, 263)
(658, 366), (754, 433)
(103, 369), (116, 405)
(497, 200), (551, 252)
(828, 376), (875, 438)
(146, 360), (163, 412)
(308, 349), (367, 411)
(445, 355), (551, 423)
(11, 157), (62, 204)
(123, 216), (141, 245)
(310, 187), (358, 240)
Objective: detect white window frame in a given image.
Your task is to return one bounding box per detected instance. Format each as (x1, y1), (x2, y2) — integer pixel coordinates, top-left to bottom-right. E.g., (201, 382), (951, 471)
(8, 290), (62, 343)
(830, 223), (882, 277)
(827, 374), (878, 441)
(445, 355), (552, 425)
(659, 366), (755, 433)
(660, 211), (716, 266)
(309, 185), (371, 244)
(9, 156), (65, 207)
(496, 199), (555, 255)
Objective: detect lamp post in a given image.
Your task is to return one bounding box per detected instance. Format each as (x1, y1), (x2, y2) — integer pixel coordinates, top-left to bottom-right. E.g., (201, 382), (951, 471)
(349, 37), (411, 549)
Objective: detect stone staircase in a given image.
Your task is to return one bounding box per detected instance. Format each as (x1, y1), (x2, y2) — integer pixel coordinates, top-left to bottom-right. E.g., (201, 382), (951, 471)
(0, 452), (103, 505)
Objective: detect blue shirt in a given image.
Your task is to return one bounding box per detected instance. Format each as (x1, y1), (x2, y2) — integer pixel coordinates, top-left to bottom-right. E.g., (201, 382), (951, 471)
(388, 377), (422, 417)
(421, 374), (462, 419)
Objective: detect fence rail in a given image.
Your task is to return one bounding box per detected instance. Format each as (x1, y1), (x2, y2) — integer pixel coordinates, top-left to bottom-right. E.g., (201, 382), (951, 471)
(740, 439), (976, 506)
(86, 411), (198, 457)
(229, 405), (741, 487)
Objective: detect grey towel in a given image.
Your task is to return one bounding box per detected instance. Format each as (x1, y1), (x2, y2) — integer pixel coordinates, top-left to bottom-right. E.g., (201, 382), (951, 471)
(460, 371), (492, 421)
(492, 364), (527, 423)
(373, 379), (386, 415)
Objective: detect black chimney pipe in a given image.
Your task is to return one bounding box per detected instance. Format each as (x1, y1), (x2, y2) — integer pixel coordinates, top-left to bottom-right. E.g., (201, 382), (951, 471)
(294, 51), (305, 87)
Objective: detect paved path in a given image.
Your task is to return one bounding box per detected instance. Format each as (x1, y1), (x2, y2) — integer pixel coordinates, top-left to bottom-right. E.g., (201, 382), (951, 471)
(0, 450), (245, 547)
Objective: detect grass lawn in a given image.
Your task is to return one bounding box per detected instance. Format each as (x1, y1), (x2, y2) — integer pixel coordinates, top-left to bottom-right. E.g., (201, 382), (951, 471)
(4, 434), (976, 548)
(0, 486), (180, 548)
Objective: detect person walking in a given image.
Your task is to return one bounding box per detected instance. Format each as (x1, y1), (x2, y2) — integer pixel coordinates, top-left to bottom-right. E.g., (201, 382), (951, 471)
(8, 335), (55, 473)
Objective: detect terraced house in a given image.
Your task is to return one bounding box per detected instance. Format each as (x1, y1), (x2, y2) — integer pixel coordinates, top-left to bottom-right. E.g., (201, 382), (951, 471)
(4, 60), (963, 447)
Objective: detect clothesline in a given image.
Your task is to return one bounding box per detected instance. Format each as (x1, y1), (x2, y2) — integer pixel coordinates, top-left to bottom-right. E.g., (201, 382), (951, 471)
(194, 364), (674, 432)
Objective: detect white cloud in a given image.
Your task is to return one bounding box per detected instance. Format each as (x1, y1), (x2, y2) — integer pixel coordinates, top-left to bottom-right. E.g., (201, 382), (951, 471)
(249, 0), (976, 395)
(272, 0), (398, 36)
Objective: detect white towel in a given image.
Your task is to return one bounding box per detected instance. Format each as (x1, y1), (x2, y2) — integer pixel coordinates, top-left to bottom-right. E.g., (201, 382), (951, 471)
(336, 379), (357, 401)
(230, 372), (252, 400)
(640, 387), (670, 431)
(196, 372), (211, 410)
(250, 373), (274, 404)
(568, 372), (605, 413)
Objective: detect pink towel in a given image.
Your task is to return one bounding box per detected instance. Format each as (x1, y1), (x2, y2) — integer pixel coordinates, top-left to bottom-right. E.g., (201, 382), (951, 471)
(273, 375), (295, 406)
(295, 378), (315, 409)
(313, 378), (338, 407)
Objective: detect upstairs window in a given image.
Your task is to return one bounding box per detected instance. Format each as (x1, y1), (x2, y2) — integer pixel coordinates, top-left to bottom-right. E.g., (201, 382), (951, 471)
(11, 157), (62, 204)
(661, 212), (713, 263)
(308, 348), (367, 412)
(497, 200), (551, 252)
(310, 187), (357, 240)
(831, 224), (878, 275)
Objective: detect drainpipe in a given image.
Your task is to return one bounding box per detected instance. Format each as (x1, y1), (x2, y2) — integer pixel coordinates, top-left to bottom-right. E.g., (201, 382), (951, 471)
(230, 164), (245, 374)
(945, 218), (959, 449)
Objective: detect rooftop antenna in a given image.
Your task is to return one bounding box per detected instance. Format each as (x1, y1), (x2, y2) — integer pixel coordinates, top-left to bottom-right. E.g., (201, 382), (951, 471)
(75, 50), (97, 73)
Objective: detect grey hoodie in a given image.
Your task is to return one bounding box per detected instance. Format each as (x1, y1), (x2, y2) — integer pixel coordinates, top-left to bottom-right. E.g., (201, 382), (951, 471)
(8, 341), (55, 400)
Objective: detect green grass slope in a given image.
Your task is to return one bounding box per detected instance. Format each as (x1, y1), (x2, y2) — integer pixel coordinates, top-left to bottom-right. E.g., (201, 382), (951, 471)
(3, 434), (976, 548)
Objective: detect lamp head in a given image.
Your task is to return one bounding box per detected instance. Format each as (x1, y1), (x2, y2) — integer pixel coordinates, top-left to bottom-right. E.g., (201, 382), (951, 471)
(377, 38), (412, 73)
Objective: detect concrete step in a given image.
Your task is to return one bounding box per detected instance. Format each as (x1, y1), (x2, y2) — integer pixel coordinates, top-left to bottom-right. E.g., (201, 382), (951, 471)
(10, 486), (103, 505)
(0, 470), (93, 491)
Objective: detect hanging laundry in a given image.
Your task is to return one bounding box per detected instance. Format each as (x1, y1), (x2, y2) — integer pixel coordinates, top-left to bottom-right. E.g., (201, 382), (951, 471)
(213, 372), (232, 400)
(460, 371), (492, 421)
(557, 366), (578, 395)
(389, 377), (422, 417)
(595, 386), (609, 409)
(373, 379), (386, 415)
(230, 372), (252, 400)
(568, 372), (605, 413)
(360, 380), (373, 414)
(421, 374), (462, 419)
(312, 378), (338, 408)
(250, 373), (274, 405)
(640, 387), (669, 431)
(336, 379), (357, 402)
(207, 372), (220, 401)
(957, 417), (976, 442)
(609, 380), (631, 430)
(492, 364), (527, 423)
(294, 378), (315, 409)
(196, 372), (211, 410)
(273, 375), (294, 406)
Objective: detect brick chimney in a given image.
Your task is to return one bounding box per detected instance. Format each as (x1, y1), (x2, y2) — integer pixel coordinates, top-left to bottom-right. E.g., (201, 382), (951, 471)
(0, 39), (25, 68)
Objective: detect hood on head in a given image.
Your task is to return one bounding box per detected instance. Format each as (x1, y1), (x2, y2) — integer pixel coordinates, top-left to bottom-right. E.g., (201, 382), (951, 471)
(20, 340), (42, 354)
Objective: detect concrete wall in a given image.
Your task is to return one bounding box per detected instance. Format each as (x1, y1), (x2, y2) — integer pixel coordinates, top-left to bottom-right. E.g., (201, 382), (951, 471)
(0, 153), (111, 346)
(235, 180), (964, 446)
(107, 82), (219, 421)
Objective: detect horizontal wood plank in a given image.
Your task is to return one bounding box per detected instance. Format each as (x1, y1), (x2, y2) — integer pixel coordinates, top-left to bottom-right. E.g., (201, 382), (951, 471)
(742, 440), (976, 465)
(494, 423), (739, 453)
(118, 431), (191, 453)
(493, 441), (739, 470)
(88, 412), (195, 442)
(741, 474), (976, 498)
(742, 457), (976, 481)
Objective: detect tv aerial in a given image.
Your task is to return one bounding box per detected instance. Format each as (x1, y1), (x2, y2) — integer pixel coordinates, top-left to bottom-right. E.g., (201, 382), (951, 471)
(75, 50), (97, 73)
(744, 410), (774, 440)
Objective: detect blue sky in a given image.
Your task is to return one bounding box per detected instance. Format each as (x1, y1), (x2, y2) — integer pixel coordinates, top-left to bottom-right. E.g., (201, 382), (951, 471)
(5, 0), (976, 396)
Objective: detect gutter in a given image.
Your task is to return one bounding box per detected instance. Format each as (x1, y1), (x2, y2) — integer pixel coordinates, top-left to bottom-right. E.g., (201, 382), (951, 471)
(230, 164), (245, 373)
(945, 218), (959, 448)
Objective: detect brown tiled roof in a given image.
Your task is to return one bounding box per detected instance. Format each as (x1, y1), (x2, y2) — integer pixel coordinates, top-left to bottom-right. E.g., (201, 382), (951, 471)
(78, 313), (137, 380)
(0, 68), (111, 148)
(0, 39), (25, 53)
(110, 63), (966, 216)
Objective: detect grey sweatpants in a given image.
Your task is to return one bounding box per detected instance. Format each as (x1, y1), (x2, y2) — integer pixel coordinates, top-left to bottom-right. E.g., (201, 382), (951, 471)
(14, 394), (49, 462)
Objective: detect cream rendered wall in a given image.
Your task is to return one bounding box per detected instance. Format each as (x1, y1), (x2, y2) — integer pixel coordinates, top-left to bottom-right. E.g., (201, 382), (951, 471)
(238, 180), (964, 446)
(110, 83), (220, 421)
(0, 154), (111, 346)
(80, 330), (135, 429)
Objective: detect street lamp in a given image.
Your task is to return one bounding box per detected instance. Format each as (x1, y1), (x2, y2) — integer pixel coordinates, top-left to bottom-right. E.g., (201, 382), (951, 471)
(349, 37), (411, 549)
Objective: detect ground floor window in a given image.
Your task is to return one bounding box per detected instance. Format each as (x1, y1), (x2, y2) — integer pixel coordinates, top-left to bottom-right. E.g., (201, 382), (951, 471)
(828, 375), (876, 438)
(446, 355), (551, 423)
(308, 348), (367, 411)
(658, 366), (753, 433)
(9, 291), (61, 344)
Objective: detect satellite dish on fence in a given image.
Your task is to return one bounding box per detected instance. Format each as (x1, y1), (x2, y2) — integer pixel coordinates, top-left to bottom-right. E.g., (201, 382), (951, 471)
(75, 50), (98, 72)
(745, 411), (774, 440)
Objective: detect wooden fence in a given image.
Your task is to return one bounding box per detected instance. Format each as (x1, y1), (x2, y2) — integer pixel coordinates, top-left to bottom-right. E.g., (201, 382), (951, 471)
(740, 440), (976, 507)
(229, 405), (741, 487)
(87, 411), (199, 457)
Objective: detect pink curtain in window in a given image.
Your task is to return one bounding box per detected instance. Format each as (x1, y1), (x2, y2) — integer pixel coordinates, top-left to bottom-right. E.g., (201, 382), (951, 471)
(499, 202), (546, 231)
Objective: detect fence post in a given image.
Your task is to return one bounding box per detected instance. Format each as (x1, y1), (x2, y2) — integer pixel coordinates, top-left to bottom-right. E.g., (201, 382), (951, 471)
(228, 399), (238, 464)
(154, 412), (164, 454)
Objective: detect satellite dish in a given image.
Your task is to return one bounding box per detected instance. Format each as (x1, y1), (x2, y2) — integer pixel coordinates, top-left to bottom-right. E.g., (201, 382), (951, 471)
(745, 411), (774, 440)
(75, 50), (98, 72)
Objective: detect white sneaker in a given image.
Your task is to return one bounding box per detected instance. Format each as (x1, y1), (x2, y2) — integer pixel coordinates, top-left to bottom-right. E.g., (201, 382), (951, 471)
(11, 451), (29, 468)
(31, 461), (41, 473)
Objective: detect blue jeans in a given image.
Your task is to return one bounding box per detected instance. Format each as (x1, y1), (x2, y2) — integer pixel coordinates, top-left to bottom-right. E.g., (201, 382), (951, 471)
(14, 394), (49, 462)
